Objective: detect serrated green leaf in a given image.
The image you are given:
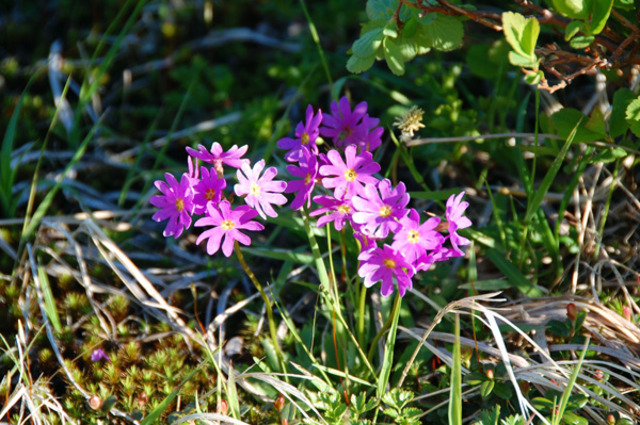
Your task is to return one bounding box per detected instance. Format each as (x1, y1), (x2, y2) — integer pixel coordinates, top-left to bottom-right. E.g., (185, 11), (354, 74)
(502, 11), (529, 57)
(570, 35), (594, 49)
(420, 14), (463, 51)
(625, 96), (640, 137)
(347, 54), (376, 74)
(383, 36), (405, 75)
(610, 88), (635, 137)
(564, 20), (583, 40)
(352, 28), (384, 58)
(397, 34), (418, 61)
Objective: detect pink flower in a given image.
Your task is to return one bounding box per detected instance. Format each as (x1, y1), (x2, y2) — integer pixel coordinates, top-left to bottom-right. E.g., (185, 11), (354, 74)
(351, 179), (410, 238)
(358, 244), (415, 297)
(192, 166), (227, 215)
(150, 172), (194, 238)
(309, 195), (354, 231)
(361, 115), (383, 152)
(285, 149), (319, 210)
(277, 105), (322, 162)
(320, 97), (369, 148)
(195, 200), (264, 257)
(234, 160), (287, 219)
(319, 145), (380, 200)
(91, 348), (110, 362)
(186, 142), (249, 176)
(445, 191), (472, 254)
(392, 209), (444, 265)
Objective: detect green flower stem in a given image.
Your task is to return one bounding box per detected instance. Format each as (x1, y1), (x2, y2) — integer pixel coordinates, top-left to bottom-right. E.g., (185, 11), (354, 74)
(233, 241), (285, 372)
(367, 292), (402, 364)
(357, 276), (367, 346)
(301, 208), (377, 377)
(376, 292), (403, 398)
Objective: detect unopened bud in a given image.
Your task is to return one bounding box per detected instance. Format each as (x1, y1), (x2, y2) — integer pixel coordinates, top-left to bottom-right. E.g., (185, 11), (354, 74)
(566, 303), (577, 321)
(218, 399), (228, 415)
(274, 394), (285, 411)
(623, 306), (632, 321)
(606, 413), (616, 425)
(486, 369), (494, 379)
(594, 369), (604, 381)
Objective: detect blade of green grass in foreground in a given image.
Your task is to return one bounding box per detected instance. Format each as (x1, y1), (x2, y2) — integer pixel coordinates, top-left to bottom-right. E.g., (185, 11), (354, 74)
(377, 293), (402, 399)
(552, 338), (590, 425)
(37, 266), (61, 332)
(449, 314), (462, 425)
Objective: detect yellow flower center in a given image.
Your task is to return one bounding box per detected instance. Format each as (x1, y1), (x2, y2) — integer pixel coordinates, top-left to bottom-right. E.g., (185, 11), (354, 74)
(221, 219), (235, 230)
(250, 183), (260, 196)
(344, 169), (357, 182)
(301, 132), (310, 145)
(407, 230), (420, 244)
(304, 173), (312, 185)
(175, 198), (184, 212)
(379, 205), (391, 218)
(337, 205), (351, 214)
(205, 189), (216, 201)
(383, 258), (396, 269)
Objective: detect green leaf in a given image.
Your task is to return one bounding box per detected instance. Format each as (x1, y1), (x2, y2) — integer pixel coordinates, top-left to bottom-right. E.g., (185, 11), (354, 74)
(564, 21), (583, 40)
(397, 33), (418, 61)
(625, 96), (640, 137)
(562, 412), (589, 425)
(508, 52), (538, 68)
(352, 28), (384, 58)
(480, 380), (495, 398)
(419, 14), (463, 52)
(551, 0), (588, 19)
(448, 314), (462, 425)
(383, 21), (398, 38)
(569, 35), (594, 49)
(609, 88), (636, 137)
(523, 70), (543, 85)
(502, 12), (538, 58)
(346, 55), (375, 74)
(366, 0), (396, 20)
(383, 36), (405, 76)
(589, 146), (628, 163)
(586, 0), (614, 34)
(550, 108), (602, 142)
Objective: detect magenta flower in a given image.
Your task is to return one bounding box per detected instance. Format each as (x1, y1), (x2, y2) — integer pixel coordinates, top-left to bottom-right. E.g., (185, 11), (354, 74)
(91, 348), (110, 362)
(150, 172), (194, 238)
(319, 145), (380, 199)
(192, 166), (227, 215)
(358, 244), (415, 297)
(392, 209), (444, 265)
(234, 160), (287, 219)
(351, 179), (410, 238)
(285, 149), (319, 210)
(320, 97), (368, 148)
(309, 195), (354, 231)
(186, 142), (249, 175)
(278, 105), (322, 162)
(445, 191), (472, 254)
(362, 115), (383, 152)
(195, 200), (264, 257)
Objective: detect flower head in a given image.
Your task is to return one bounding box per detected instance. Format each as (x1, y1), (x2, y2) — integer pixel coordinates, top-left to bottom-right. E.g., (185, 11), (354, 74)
(445, 191), (472, 254)
(319, 145), (380, 200)
(285, 149), (319, 210)
(320, 96), (369, 148)
(278, 105), (322, 162)
(394, 106), (425, 139)
(309, 195), (354, 231)
(351, 179), (410, 239)
(195, 200), (264, 257)
(234, 160), (287, 219)
(91, 348), (110, 362)
(392, 209), (444, 265)
(187, 142), (249, 176)
(358, 244), (415, 297)
(192, 166), (227, 215)
(150, 172), (194, 238)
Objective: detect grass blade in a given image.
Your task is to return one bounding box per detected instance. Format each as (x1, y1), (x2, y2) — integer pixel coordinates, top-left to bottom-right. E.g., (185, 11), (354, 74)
(448, 314), (462, 425)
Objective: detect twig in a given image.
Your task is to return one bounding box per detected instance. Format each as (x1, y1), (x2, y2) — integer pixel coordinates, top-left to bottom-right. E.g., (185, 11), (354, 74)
(404, 132), (562, 147)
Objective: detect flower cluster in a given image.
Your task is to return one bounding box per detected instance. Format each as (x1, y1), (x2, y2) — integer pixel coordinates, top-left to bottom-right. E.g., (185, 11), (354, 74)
(150, 142), (285, 257)
(151, 96), (472, 297)
(279, 96), (472, 297)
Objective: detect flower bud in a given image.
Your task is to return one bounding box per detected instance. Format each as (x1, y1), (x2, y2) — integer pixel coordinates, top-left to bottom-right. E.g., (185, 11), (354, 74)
(623, 306), (632, 321)
(218, 399), (228, 416)
(566, 303), (577, 321)
(606, 413), (616, 425)
(274, 394), (285, 412)
(486, 369), (494, 380)
(88, 395), (102, 410)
